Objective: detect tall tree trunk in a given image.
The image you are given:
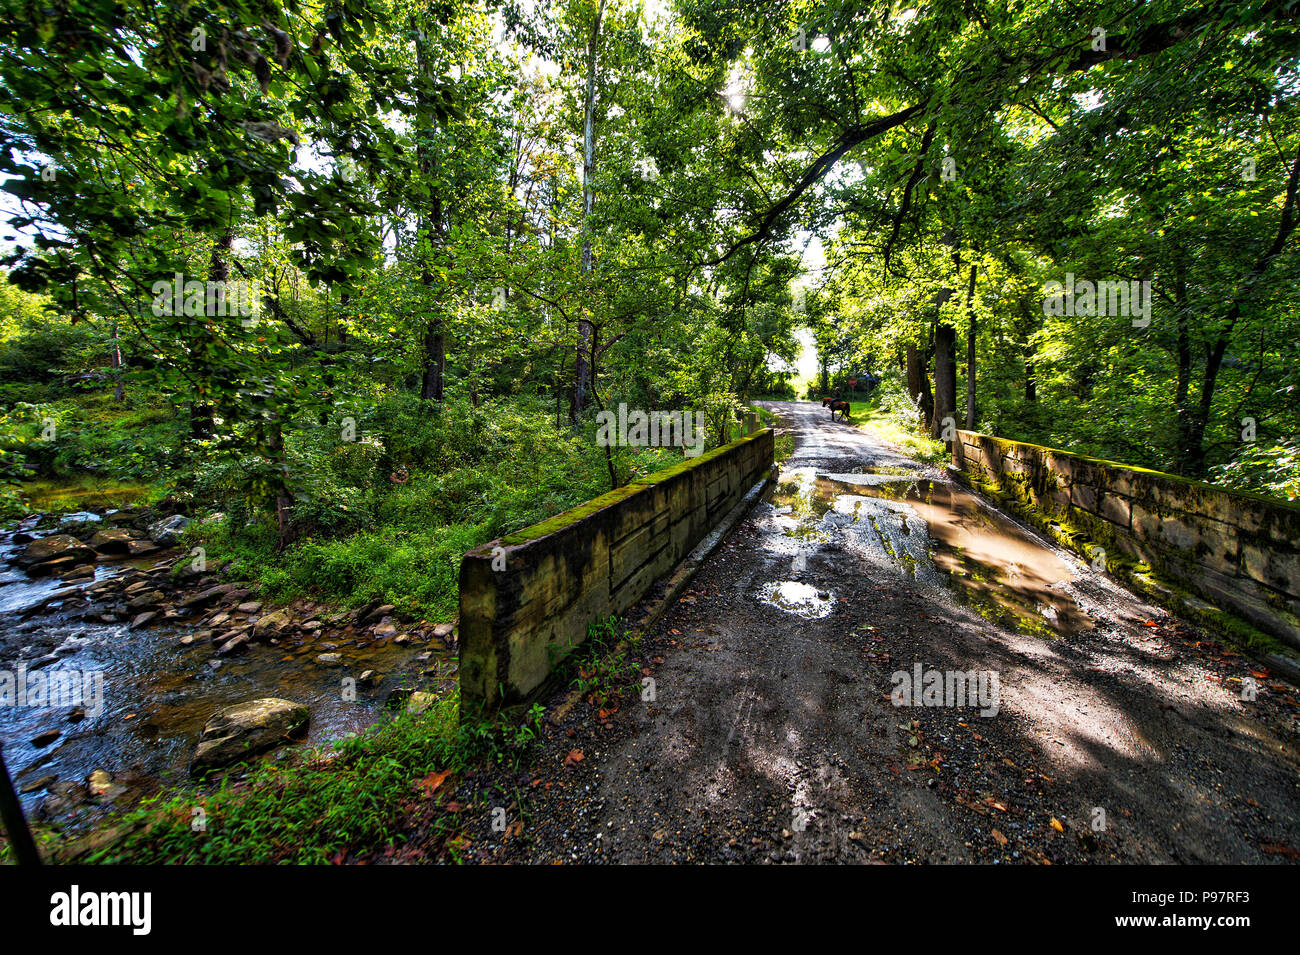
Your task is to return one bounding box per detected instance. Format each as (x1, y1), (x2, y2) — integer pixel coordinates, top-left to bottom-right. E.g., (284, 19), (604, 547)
(1017, 293), (1037, 403)
(964, 263), (977, 430)
(420, 325), (445, 401)
(109, 321), (124, 402)
(572, 0), (606, 422)
(189, 230), (230, 439)
(1172, 254), (1195, 473)
(905, 343), (933, 425)
(931, 323), (957, 440)
(264, 414), (292, 550)
(1179, 147), (1299, 474)
(414, 12), (445, 403)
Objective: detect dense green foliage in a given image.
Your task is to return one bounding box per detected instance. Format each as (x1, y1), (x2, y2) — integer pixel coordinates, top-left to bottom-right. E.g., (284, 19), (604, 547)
(1, 0), (1297, 581)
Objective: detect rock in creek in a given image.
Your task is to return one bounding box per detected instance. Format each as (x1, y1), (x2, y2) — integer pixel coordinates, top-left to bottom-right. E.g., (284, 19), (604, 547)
(190, 698), (309, 776)
(147, 514), (191, 546)
(89, 527), (138, 554)
(16, 535), (96, 569)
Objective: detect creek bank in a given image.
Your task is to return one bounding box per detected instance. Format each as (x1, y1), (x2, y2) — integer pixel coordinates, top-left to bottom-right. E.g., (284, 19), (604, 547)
(1, 506), (461, 829)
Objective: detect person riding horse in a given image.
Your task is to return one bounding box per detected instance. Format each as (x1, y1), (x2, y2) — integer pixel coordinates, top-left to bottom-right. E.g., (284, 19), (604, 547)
(821, 395), (851, 422)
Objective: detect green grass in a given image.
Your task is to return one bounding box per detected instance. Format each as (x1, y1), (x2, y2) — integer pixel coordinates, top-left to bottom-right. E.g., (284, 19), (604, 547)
(253, 522), (487, 622)
(22, 690), (548, 865)
(847, 397), (949, 465)
(171, 396), (690, 620)
(567, 615), (643, 709)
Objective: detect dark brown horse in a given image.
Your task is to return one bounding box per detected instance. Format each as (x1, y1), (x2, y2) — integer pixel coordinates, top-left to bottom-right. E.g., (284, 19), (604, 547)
(821, 396), (851, 422)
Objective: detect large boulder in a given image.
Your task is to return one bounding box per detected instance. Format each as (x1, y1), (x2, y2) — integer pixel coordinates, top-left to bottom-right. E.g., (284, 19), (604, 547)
(89, 527), (138, 554)
(190, 698), (309, 776)
(147, 514), (191, 546)
(16, 535), (96, 569)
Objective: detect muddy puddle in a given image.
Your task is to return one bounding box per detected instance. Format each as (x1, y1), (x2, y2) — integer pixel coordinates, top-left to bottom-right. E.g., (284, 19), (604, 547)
(757, 581), (836, 618)
(760, 467), (1094, 637)
(0, 526), (453, 818)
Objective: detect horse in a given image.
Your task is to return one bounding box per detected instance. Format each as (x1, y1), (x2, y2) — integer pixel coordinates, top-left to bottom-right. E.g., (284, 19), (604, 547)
(821, 396), (851, 422)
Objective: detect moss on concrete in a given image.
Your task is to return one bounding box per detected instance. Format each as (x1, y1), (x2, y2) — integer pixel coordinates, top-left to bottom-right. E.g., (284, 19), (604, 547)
(499, 430), (771, 547)
(501, 483), (645, 546)
(953, 466), (1296, 661)
(960, 430), (1300, 515)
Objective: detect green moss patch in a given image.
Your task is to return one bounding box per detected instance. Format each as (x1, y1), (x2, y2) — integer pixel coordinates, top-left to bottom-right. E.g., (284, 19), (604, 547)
(500, 430), (772, 547)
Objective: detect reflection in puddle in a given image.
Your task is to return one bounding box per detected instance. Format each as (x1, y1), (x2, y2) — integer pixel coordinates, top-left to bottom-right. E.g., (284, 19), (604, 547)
(759, 581), (836, 618)
(763, 467), (1093, 637)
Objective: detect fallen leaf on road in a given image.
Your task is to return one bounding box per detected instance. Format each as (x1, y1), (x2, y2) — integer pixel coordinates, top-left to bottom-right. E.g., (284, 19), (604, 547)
(992, 829), (1008, 846)
(564, 749), (584, 766)
(1259, 842), (1300, 859)
(1050, 817), (1065, 833)
(418, 768), (451, 797)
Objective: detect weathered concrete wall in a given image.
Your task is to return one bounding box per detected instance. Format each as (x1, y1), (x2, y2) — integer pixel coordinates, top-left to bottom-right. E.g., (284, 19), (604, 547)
(952, 431), (1300, 651)
(460, 429), (775, 709)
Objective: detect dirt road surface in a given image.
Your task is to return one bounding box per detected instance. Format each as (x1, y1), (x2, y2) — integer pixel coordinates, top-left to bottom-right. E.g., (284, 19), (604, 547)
(448, 402), (1300, 865)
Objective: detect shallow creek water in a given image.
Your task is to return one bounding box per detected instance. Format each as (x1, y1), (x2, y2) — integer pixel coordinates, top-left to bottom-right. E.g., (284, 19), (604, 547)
(759, 466), (1095, 637)
(0, 519), (454, 817)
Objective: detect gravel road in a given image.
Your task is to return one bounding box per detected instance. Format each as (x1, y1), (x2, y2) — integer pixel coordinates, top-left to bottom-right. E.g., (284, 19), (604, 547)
(442, 402), (1300, 865)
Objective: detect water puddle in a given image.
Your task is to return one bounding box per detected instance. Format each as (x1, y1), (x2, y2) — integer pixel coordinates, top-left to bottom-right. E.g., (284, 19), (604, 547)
(760, 467), (1093, 637)
(758, 581), (836, 618)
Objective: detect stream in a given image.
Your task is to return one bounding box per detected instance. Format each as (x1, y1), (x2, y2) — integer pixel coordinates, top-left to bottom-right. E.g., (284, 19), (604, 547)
(0, 513), (455, 822)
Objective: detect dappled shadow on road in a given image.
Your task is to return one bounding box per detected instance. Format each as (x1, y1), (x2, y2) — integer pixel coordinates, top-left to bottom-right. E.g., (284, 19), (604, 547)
(463, 401), (1300, 864)
(548, 402), (1300, 863)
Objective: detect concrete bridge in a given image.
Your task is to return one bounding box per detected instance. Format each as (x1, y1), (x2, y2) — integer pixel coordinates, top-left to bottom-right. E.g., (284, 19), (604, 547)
(458, 401), (1300, 863)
